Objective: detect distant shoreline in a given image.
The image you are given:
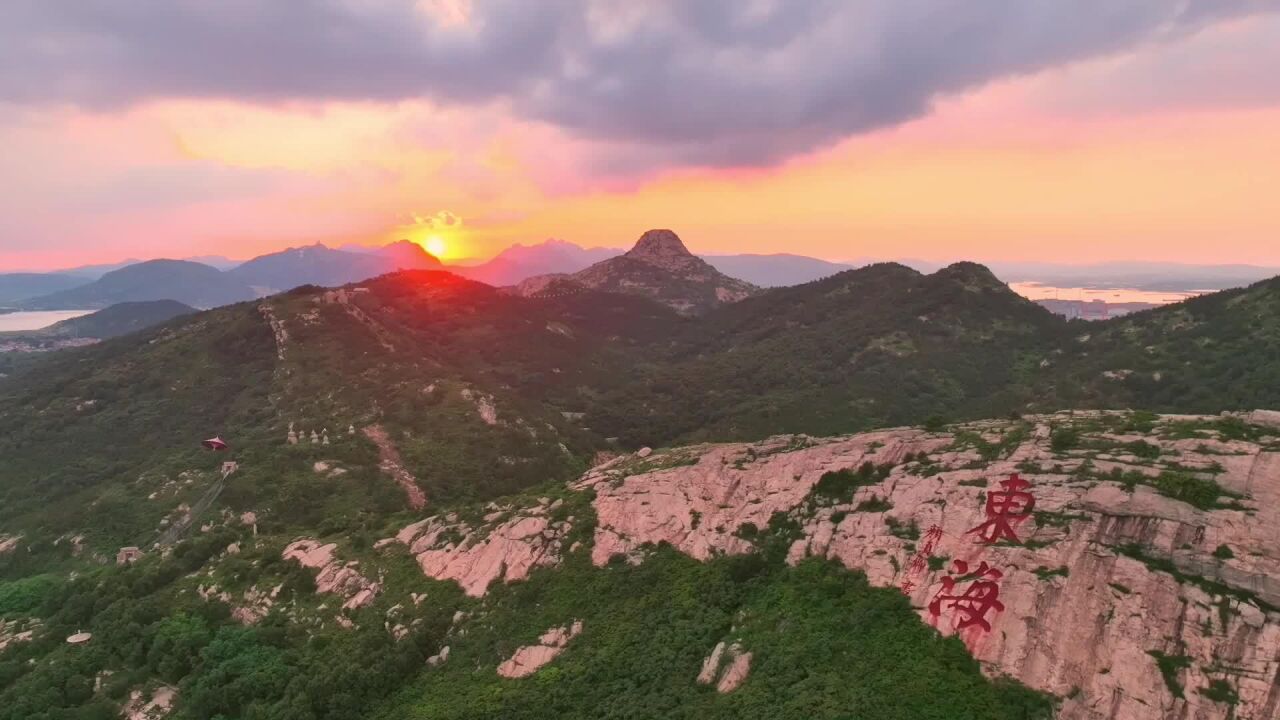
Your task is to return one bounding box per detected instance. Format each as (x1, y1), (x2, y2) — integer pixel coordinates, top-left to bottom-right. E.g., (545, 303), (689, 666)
(0, 309), (95, 332)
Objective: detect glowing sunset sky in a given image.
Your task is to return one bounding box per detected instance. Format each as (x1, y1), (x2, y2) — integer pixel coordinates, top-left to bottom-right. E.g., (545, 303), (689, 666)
(2, 2), (1279, 270)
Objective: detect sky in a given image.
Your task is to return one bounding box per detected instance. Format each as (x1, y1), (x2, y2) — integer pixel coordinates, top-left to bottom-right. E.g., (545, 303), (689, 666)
(2, 1), (1280, 270)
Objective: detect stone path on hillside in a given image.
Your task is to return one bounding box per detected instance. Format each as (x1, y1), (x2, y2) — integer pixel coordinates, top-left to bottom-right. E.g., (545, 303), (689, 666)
(363, 424), (426, 510)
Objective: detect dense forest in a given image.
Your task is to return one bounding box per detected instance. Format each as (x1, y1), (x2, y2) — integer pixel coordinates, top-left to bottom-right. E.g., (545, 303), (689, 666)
(2, 263), (1278, 718)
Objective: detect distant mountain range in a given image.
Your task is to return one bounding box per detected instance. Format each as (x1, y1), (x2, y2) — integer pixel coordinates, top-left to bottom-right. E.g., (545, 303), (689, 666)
(448, 239), (621, 286)
(0, 273), (88, 304)
(7, 243), (443, 311)
(19, 260), (256, 311)
(5, 235), (1279, 314)
(0, 237), (837, 312)
(228, 241), (441, 295)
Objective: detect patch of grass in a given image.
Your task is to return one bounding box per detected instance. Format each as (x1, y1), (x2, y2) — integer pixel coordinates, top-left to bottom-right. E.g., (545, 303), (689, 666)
(1162, 422), (1211, 440)
(958, 478), (988, 487)
(927, 556), (948, 572)
(1032, 509), (1090, 528)
(949, 424), (1030, 462)
(1147, 651), (1192, 698)
(1123, 440), (1161, 460)
(1050, 427), (1080, 453)
(1212, 544), (1234, 560)
(854, 496), (894, 513)
(1033, 566), (1069, 580)
(1215, 416), (1263, 442)
(1096, 466), (1242, 511)
(810, 462), (891, 505)
(1150, 470), (1239, 510)
(1199, 678), (1239, 705)
(884, 517), (920, 541)
(1120, 411), (1159, 434)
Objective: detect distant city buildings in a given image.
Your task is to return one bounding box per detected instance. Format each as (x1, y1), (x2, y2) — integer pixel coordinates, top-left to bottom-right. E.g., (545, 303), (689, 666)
(1035, 299), (1159, 320)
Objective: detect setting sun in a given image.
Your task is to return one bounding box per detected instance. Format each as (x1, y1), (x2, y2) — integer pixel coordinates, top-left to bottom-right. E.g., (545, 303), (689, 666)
(423, 234), (447, 258)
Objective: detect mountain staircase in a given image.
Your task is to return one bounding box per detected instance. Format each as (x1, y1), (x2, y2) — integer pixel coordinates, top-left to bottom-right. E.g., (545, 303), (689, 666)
(153, 461), (237, 548)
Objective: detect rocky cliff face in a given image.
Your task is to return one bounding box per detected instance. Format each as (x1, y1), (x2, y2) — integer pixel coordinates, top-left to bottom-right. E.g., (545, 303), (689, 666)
(623, 229), (711, 274)
(496, 620), (584, 678)
(513, 229), (758, 314)
(397, 411), (1280, 719)
(577, 413), (1280, 720)
(392, 496), (573, 597)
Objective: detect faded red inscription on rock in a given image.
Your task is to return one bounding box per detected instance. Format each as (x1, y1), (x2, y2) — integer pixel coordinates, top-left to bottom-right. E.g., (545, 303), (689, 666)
(899, 524), (944, 593)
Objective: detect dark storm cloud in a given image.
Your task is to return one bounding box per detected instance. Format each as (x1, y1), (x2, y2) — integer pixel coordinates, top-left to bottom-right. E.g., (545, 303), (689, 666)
(2, 0), (1274, 165)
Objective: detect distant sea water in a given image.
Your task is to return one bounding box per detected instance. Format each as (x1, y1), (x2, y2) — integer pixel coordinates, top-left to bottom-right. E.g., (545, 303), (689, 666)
(1008, 282), (1206, 306)
(0, 310), (93, 331)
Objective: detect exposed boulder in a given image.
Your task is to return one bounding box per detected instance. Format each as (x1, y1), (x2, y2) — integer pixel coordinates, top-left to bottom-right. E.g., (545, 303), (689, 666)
(460, 388), (499, 425)
(496, 620), (583, 679)
(697, 641), (752, 693)
(427, 646), (451, 667)
(0, 619), (36, 652)
(392, 498), (571, 597)
(123, 685), (176, 720)
(283, 539), (380, 612)
(1239, 409), (1280, 431)
(696, 641), (727, 685)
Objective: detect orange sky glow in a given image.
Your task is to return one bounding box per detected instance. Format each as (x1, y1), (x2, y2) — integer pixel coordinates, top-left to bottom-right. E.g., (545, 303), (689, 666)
(2, 9), (1278, 270)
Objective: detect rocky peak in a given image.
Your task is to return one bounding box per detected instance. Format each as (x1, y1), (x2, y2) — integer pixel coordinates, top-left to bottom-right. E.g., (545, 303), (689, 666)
(514, 228), (759, 314)
(627, 229), (693, 260)
(379, 239), (442, 268)
(933, 261), (1006, 291)
(624, 229), (701, 272)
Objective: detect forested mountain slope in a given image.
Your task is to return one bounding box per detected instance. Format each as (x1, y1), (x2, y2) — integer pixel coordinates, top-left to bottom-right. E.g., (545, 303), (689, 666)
(0, 271), (671, 551)
(579, 261), (1071, 445)
(1038, 274), (1280, 411)
(3, 263), (1280, 719)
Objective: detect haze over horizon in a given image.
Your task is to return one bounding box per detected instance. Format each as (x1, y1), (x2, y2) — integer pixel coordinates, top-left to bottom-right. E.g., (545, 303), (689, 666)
(3, 2), (1280, 270)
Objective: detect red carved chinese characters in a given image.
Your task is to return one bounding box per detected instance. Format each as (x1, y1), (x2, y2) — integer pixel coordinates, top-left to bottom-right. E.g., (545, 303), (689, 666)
(928, 559), (1005, 631)
(967, 473), (1035, 544)
(921, 524), (943, 553)
(898, 524), (946, 593)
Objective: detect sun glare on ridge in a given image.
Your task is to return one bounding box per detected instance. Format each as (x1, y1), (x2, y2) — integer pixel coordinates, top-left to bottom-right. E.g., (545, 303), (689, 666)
(423, 234), (448, 258)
